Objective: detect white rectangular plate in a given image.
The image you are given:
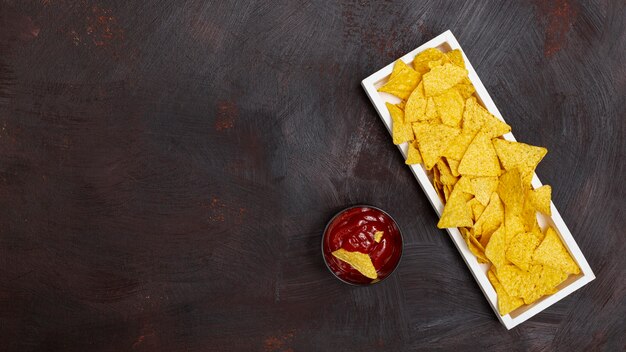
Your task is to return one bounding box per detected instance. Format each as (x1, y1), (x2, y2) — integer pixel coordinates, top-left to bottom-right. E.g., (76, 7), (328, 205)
(361, 30), (595, 330)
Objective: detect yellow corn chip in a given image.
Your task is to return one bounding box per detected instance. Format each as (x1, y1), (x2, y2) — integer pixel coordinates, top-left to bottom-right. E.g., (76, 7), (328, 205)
(443, 183), (452, 202)
(386, 102), (414, 145)
(523, 264), (567, 304)
(437, 186), (473, 228)
(454, 78), (475, 99)
(434, 180), (445, 202)
(405, 140), (423, 165)
(446, 49), (465, 68)
(447, 158), (460, 177)
(379, 60), (421, 100)
(521, 196), (538, 232)
(422, 63), (468, 97)
(458, 132), (501, 177)
(528, 185), (552, 215)
(441, 128), (478, 161)
(485, 224), (507, 269)
(404, 82), (427, 122)
(488, 269), (523, 315)
(374, 231), (384, 243)
(425, 97), (439, 120)
(436, 159), (458, 186)
(533, 227), (580, 274)
(433, 88), (465, 128)
(454, 176), (473, 194)
(412, 48), (445, 74)
(496, 264), (534, 298)
(332, 248), (378, 279)
(498, 169), (524, 213)
(466, 232), (489, 263)
(477, 193), (504, 247)
(470, 177), (499, 206)
(412, 122), (460, 170)
(531, 221), (544, 242)
(462, 97), (511, 138)
(493, 139), (547, 185)
(468, 198), (486, 221)
(506, 232), (540, 271)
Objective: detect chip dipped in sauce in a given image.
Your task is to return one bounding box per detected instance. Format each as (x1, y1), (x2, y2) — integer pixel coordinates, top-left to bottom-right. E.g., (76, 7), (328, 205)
(322, 206), (403, 285)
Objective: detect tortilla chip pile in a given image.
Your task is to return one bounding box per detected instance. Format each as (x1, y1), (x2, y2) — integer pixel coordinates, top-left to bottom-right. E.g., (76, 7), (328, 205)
(379, 48), (580, 316)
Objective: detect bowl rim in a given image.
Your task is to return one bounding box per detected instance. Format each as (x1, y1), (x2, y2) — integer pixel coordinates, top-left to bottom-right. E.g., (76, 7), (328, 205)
(321, 204), (404, 286)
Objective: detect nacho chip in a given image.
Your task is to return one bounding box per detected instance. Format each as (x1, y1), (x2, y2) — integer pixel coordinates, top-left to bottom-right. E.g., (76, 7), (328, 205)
(443, 183), (452, 202)
(468, 198), (486, 222)
(465, 231), (489, 263)
(412, 48), (445, 74)
(533, 227), (580, 274)
(425, 97), (439, 121)
(498, 169), (524, 213)
(496, 264), (534, 298)
(488, 269), (523, 315)
(531, 221), (544, 242)
(462, 97), (511, 138)
(528, 185), (552, 215)
(332, 248), (378, 279)
(386, 102), (414, 145)
(493, 139), (547, 185)
(446, 49), (465, 68)
(404, 82), (427, 123)
(433, 88), (465, 128)
(422, 63), (468, 97)
(454, 176), (473, 194)
(379, 60), (421, 100)
(477, 193), (504, 247)
(523, 264), (568, 304)
(437, 186), (473, 228)
(447, 158), (460, 177)
(506, 232), (540, 271)
(405, 140), (423, 165)
(485, 224), (507, 269)
(374, 231), (384, 243)
(442, 128), (478, 161)
(521, 196), (539, 232)
(412, 122), (460, 170)
(436, 159), (458, 186)
(454, 78), (476, 99)
(458, 132), (501, 177)
(470, 177), (499, 206)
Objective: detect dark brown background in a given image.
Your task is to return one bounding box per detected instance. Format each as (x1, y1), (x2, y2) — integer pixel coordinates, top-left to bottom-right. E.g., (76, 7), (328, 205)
(1, 0), (624, 351)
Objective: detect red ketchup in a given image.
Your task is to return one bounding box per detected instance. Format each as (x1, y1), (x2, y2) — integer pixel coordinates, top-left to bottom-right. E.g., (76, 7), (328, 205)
(322, 206), (402, 285)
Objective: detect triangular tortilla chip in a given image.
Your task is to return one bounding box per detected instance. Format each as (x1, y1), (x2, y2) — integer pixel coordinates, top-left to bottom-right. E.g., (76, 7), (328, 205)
(528, 185), (552, 215)
(332, 248), (378, 279)
(404, 82), (427, 123)
(495, 264), (535, 298)
(467, 198), (486, 221)
(405, 140), (423, 165)
(454, 78), (475, 99)
(447, 158), (460, 177)
(488, 269), (523, 315)
(379, 60), (421, 100)
(412, 122), (460, 170)
(442, 128), (478, 161)
(477, 193), (504, 247)
(523, 264), (568, 304)
(533, 227), (580, 274)
(485, 224), (507, 269)
(462, 97), (511, 137)
(425, 97), (439, 121)
(493, 139), (547, 185)
(412, 48), (445, 74)
(386, 102), (414, 145)
(436, 159), (458, 186)
(446, 49), (465, 68)
(422, 63), (468, 97)
(433, 88), (465, 128)
(470, 177), (499, 206)
(437, 186), (473, 228)
(506, 232), (540, 271)
(458, 132), (501, 177)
